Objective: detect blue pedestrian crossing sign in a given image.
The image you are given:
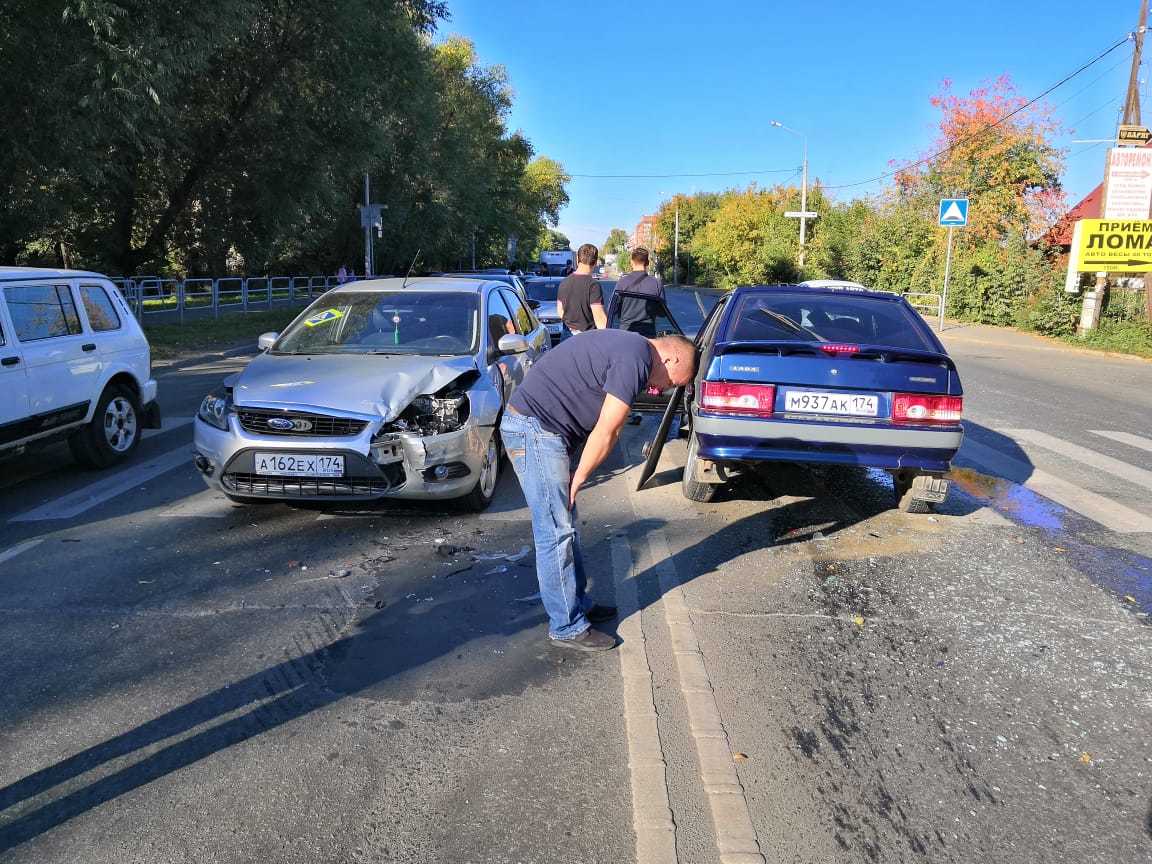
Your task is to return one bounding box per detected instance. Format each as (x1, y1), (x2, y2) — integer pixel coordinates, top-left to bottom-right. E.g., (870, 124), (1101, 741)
(938, 198), (969, 227)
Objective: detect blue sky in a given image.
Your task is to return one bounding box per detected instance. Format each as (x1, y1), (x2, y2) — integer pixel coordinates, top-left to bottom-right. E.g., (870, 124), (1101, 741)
(445, 0), (1141, 249)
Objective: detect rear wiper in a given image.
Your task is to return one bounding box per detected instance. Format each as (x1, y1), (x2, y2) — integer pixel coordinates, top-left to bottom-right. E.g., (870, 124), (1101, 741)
(753, 308), (825, 340)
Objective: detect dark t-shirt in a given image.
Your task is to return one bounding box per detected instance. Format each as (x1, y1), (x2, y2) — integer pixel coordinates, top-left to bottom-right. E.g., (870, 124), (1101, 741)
(616, 271), (665, 333)
(557, 273), (603, 332)
(508, 329), (653, 451)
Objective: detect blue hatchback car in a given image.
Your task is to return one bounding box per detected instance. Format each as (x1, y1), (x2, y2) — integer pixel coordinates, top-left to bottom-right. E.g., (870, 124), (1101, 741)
(635, 284), (964, 512)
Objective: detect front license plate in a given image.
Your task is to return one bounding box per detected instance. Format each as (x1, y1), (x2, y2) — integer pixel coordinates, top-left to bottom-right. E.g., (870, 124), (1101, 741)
(254, 453), (345, 477)
(784, 391), (879, 417)
(546, 323), (563, 334)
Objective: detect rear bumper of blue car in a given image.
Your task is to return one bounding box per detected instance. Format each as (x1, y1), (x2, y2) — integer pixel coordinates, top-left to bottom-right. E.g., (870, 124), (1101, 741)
(692, 412), (963, 473)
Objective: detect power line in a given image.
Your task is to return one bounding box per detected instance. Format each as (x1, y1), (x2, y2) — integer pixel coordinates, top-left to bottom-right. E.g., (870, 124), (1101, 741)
(569, 167), (800, 179)
(1067, 94), (1122, 130)
(823, 31), (1135, 190)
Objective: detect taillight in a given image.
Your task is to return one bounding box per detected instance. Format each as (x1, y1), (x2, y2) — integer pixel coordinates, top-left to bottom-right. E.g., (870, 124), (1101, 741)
(892, 393), (963, 424)
(820, 343), (859, 355)
(699, 381), (775, 416)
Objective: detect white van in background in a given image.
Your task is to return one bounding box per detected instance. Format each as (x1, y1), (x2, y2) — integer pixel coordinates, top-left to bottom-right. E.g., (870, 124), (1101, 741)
(0, 267), (160, 468)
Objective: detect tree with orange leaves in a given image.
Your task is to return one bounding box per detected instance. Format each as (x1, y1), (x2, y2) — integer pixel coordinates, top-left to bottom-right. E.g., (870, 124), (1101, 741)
(895, 75), (1066, 242)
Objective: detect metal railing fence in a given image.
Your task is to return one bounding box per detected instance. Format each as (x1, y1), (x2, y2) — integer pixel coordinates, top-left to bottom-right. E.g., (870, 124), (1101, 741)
(108, 275), (344, 323)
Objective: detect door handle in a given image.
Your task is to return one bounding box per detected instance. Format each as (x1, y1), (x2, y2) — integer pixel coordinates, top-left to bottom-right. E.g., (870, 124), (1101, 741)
(82, 343), (97, 352)
(1, 356), (18, 367)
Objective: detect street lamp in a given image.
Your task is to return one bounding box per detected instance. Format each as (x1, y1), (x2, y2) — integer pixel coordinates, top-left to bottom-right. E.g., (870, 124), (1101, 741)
(770, 120), (810, 268)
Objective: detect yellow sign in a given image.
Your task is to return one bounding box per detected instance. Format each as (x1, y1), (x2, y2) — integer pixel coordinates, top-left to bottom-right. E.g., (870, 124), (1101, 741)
(1118, 124), (1152, 145)
(1075, 219), (1152, 272)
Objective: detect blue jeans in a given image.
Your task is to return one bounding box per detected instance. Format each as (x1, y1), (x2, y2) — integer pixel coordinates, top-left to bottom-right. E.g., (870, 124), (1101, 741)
(501, 411), (591, 640)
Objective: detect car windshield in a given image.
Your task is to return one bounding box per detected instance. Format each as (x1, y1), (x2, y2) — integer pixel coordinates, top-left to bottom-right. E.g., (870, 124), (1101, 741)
(274, 291), (479, 355)
(725, 292), (933, 352)
(524, 280), (560, 302)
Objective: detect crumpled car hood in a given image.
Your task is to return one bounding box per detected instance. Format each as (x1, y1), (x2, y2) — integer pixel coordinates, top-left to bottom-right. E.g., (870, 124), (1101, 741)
(234, 352), (479, 421)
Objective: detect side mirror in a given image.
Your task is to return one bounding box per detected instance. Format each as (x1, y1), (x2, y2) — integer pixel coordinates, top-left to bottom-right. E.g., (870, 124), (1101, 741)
(526, 298), (541, 310)
(497, 333), (530, 355)
(258, 332), (279, 351)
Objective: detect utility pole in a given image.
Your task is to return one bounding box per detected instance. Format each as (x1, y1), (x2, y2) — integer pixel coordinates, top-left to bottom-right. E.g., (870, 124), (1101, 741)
(673, 203), (680, 285)
(1083, 0), (1148, 333)
(363, 173), (373, 277)
(772, 120), (813, 269)
(1122, 0), (1147, 126)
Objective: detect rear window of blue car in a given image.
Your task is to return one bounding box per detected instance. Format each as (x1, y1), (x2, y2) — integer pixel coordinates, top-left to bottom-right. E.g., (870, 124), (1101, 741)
(723, 292), (933, 352)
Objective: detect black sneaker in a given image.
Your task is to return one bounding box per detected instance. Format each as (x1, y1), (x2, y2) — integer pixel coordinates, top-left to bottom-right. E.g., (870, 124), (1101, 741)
(550, 627), (617, 652)
(586, 604), (618, 624)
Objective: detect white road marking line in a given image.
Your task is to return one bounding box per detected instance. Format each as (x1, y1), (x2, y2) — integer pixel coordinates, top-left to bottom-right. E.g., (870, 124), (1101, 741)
(0, 538), (45, 567)
(624, 449), (766, 864)
(142, 416), (193, 440)
(11, 448), (193, 523)
(642, 529), (766, 864)
(1090, 430), (1152, 455)
(1005, 428), (1152, 493)
(611, 537), (676, 864)
(962, 438), (1152, 533)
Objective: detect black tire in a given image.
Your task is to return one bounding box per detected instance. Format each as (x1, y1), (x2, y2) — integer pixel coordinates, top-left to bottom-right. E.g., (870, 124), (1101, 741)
(894, 472), (933, 513)
(462, 431), (500, 512)
(682, 433), (719, 503)
(69, 385), (141, 469)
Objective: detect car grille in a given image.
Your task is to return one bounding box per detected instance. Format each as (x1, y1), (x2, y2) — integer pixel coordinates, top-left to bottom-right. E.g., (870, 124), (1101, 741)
(223, 465), (405, 498)
(237, 408), (369, 437)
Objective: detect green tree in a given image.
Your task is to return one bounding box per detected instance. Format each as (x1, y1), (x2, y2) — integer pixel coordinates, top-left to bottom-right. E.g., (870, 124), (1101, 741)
(691, 186), (800, 287)
(602, 228), (629, 261)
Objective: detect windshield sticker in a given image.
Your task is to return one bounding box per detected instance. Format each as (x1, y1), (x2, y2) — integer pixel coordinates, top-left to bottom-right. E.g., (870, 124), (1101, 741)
(304, 308), (344, 327)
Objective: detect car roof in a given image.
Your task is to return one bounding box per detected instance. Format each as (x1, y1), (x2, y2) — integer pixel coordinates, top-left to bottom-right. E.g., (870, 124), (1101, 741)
(328, 276), (493, 294)
(733, 283), (903, 302)
(797, 279), (868, 290)
(0, 266), (110, 282)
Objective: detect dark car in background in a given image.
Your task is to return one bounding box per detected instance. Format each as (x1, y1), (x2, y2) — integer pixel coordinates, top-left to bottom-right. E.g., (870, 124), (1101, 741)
(638, 284), (964, 512)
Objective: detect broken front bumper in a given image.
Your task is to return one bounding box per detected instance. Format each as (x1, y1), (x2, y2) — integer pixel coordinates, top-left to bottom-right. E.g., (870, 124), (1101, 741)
(192, 409), (493, 501)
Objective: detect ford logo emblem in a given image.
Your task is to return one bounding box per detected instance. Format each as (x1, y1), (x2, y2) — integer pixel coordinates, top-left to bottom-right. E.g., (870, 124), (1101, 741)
(267, 417), (295, 431)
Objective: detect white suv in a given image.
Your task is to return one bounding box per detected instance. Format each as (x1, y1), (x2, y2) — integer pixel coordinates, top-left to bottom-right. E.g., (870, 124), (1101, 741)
(0, 267), (160, 468)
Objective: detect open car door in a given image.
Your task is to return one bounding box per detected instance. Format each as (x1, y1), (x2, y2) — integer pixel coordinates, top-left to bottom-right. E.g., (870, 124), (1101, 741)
(608, 289), (687, 414)
(635, 293), (728, 491)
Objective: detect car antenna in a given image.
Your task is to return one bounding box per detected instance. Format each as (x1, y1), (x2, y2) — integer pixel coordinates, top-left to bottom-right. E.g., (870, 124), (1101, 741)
(402, 249), (423, 288)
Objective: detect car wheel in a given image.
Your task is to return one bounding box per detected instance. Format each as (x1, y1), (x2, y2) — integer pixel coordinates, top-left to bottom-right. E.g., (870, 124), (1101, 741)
(462, 431), (500, 512)
(894, 472), (936, 513)
(69, 385), (141, 469)
(682, 433), (719, 503)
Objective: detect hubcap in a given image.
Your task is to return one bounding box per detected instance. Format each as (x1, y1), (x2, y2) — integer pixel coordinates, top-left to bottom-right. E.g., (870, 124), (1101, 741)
(103, 397), (138, 453)
(478, 437), (499, 498)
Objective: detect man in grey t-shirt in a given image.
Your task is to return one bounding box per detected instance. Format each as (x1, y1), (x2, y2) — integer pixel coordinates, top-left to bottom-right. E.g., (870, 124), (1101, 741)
(504, 329), (696, 651)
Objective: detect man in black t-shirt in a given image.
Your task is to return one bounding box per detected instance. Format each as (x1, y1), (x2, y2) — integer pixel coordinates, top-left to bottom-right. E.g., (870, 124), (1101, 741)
(556, 243), (607, 334)
(504, 329), (696, 651)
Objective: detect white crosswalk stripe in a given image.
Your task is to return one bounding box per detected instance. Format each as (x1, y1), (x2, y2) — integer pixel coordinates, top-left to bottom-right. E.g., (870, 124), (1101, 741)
(1090, 430), (1152, 455)
(961, 437), (1152, 534)
(1004, 428), (1152, 493)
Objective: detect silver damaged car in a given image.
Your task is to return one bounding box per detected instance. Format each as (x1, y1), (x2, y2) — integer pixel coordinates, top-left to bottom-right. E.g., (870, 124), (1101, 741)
(193, 277), (548, 510)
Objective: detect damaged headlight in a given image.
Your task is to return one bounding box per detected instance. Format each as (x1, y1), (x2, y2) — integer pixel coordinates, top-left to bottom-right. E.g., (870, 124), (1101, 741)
(386, 393), (470, 436)
(197, 391), (232, 430)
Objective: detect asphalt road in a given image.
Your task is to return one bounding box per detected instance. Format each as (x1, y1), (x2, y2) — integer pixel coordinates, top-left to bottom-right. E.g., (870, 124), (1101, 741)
(1, 293), (1150, 863)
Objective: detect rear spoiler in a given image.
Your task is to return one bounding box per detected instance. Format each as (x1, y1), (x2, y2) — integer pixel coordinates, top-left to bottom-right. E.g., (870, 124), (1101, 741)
(713, 340), (956, 370)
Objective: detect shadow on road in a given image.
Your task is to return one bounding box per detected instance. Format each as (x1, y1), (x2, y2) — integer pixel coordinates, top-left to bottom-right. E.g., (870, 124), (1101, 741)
(0, 420), (1040, 851)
